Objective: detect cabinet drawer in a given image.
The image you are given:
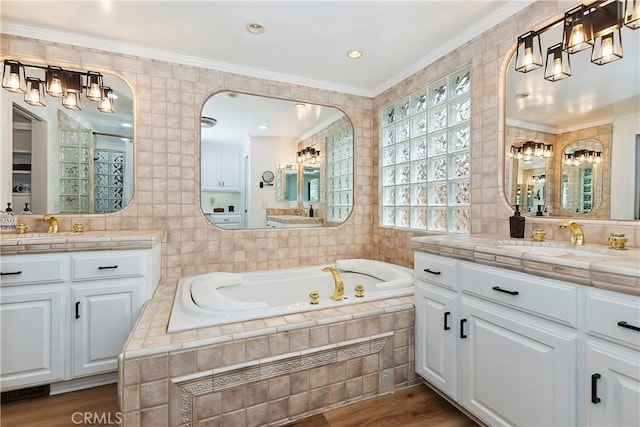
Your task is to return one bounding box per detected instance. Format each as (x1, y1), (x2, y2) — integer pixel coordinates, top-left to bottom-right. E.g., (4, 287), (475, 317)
(209, 214), (241, 224)
(460, 263), (577, 326)
(414, 252), (457, 290)
(71, 252), (144, 281)
(585, 289), (640, 349)
(0, 255), (66, 286)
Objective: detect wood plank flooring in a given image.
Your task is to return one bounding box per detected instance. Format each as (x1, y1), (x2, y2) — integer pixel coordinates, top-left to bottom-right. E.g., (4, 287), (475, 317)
(0, 383), (477, 427)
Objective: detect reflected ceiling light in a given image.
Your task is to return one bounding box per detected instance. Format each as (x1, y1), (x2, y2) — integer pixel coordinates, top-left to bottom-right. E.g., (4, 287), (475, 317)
(1, 60), (115, 112)
(246, 22), (265, 34)
(625, 0), (640, 28)
(297, 146), (321, 164)
(227, 92), (239, 98)
(296, 103), (306, 108)
(24, 77), (46, 107)
(509, 141), (553, 161)
(515, 31), (543, 72)
(544, 43), (572, 81)
(2, 60), (26, 93)
(201, 116), (217, 128)
(514, 92), (530, 99)
(258, 124), (270, 130)
(346, 49), (363, 59)
(121, 122), (133, 128)
(564, 149), (602, 165)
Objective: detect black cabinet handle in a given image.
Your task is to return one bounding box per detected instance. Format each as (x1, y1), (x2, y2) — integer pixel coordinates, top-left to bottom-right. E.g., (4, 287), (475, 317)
(75, 301), (80, 319)
(617, 321), (640, 332)
(444, 311), (451, 331)
(460, 319), (467, 339)
(492, 286), (519, 296)
(591, 373), (602, 404)
(98, 265), (118, 270)
(423, 268), (441, 275)
(0, 270), (22, 276)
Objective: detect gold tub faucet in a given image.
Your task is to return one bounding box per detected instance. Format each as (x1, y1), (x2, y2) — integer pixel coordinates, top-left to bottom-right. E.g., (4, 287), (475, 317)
(42, 215), (59, 233)
(558, 220), (584, 245)
(322, 266), (344, 301)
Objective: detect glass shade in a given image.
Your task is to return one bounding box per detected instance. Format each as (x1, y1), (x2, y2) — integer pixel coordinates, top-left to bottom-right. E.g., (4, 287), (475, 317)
(591, 30), (623, 65)
(97, 87), (115, 113)
(2, 60), (26, 93)
(624, 0), (640, 29)
(86, 72), (103, 101)
(563, 5), (594, 53)
(544, 43), (571, 81)
(45, 66), (64, 97)
(24, 77), (46, 107)
(515, 31), (543, 73)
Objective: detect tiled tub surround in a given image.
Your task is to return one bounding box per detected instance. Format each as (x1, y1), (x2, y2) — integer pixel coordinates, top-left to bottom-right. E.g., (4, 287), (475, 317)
(410, 234), (640, 296)
(118, 277), (416, 427)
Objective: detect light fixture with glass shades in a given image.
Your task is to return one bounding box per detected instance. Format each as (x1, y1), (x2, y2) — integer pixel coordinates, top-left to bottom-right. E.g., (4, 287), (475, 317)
(1, 59), (116, 113)
(296, 146), (321, 164)
(515, 0), (636, 81)
(564, 149), (603, 166)
(509, 141), (553, 161)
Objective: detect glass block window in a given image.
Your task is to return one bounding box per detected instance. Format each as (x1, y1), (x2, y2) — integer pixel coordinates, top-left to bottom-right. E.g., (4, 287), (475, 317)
(326, 124), (353, 222)
(94, 149), (126, 213)
(59, 128), (92, 213)
(380, 66), (471, 233)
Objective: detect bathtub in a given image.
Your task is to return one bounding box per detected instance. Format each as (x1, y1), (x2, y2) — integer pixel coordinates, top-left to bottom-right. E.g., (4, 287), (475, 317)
(167, 259), (414, 332)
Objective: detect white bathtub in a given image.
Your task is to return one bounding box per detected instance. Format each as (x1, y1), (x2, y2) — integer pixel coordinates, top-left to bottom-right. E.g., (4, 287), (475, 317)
(167, 259), (414, 332)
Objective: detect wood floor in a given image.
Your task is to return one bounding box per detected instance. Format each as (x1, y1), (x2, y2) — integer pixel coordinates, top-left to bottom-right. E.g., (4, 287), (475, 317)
(0, 383), (477, 427)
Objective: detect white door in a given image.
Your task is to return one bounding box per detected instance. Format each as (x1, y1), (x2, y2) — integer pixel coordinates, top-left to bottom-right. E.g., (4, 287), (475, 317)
(585, 339), (640, 427)
(0, 288), (66, 389)
(459, 297), (577, 427)
(72, 283), (140, 377)
(415, 283), (458, 399)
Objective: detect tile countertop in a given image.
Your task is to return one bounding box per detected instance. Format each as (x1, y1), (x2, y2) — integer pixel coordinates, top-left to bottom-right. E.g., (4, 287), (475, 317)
(410, 234), (640, 296)
(0, 229), (165, 255)
(266, 214), (323, 224)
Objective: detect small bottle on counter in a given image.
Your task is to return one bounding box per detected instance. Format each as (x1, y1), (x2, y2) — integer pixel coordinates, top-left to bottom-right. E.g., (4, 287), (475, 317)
(309, 205), (314, 217)
(509, 204), (525, 238)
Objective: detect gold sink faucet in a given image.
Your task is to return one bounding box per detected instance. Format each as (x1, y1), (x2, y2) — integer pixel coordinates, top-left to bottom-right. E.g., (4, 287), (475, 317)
(322, 266), (344, 301)
(42, 215), (59, 233)
(558, 220), (584, 245)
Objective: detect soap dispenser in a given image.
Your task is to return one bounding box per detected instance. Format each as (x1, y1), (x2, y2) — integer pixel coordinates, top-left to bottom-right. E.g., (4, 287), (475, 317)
(509, 204), (525, 238)
(309, 205), (314, 218)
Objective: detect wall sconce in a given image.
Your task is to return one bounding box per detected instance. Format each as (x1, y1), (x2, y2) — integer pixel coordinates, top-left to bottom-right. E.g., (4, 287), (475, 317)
(2, 60), (26, 93)
(564, 149), (603, 165)
(24, 77), (46, 107)
(544, 43), (572, 81)
(515, 31), (543, 72)
(296, 146), (321, 164)
(509, 141), (553, 161)
(1, 59), (116, 113)
(625, 0), (640, 28)
(516, 0), (633, 82)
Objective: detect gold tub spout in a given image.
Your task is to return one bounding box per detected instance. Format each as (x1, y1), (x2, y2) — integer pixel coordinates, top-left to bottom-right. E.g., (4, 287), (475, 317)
(558, 220), (584, 246)
(322, 266), (344, 301)
(42, 215), (59, 233)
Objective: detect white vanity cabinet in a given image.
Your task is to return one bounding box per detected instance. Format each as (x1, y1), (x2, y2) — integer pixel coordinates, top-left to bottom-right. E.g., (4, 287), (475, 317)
(583, 288), (640, 426)
(201, 144), (241, 191)
(0, 248), (159, 392)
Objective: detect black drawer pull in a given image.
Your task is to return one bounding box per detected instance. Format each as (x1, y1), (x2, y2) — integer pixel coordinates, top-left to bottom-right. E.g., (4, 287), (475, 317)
(444, 311), (451, 331)
(75, 301), (80, 319)
(617, 321), (640, 332)
(591, 373), (601, 404)
(492, 286), (519, 296)
(98, 265), (118, 270)
(460, 319), (467, 339)
(0, 270), (22, 276)
(424, 268), (441, 275)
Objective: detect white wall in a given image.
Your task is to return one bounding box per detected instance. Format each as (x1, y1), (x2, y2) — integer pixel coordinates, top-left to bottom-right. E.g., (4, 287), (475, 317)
(248, 136), (297, 228)
(611, 112), (640, 219)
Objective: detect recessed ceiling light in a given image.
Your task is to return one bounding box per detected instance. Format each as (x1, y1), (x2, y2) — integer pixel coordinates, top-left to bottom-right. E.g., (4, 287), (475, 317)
(121, 122), (132, 128)
(347, 49), (363, 59)
(515, 92), (530, 99)
(246, 22), (265, 34)
(295, 103), (306, 108)
(258, 125), (270, 130)
(201, 117), (217, 128)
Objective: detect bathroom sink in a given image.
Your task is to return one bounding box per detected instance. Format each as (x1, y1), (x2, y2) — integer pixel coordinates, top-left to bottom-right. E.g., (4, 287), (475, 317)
(497, 245), (612, 258)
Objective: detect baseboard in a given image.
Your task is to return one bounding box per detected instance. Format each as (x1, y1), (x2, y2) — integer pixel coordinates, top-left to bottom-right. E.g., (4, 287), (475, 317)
(49, 372), (117, 395)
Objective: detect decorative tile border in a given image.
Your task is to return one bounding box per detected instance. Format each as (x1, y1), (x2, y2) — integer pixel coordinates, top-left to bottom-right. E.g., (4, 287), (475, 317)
(170, 333), (393, 425)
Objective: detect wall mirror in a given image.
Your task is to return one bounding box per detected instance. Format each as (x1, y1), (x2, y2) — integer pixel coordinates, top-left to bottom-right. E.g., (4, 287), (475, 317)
(200, 91), (353, 229)
(1, 71), (134, 215)
(504, 20), (640, 220)
(561, 139), (603, 214)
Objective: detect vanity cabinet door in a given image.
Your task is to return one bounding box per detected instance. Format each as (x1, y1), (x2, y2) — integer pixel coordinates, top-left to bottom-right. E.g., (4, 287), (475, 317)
(0, 287), (66, 390)
(71, 282), (140, 377)
(459, 296), (577, 427)
(415, 282), (458, 399)
(584, 339), (640, 427)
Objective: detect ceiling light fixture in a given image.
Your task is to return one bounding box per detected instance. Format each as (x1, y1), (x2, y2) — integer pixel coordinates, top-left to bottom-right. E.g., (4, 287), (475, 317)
(515, 0), (635, 82)
(514, 92), (531, 99)
(296, 103), (306, 108)
(1, 59), (116, 113)
(246, 22), (265, 34)
(258, 124), (270, 130)
(346, 49), (363, 59)
(201, 116), (217, 128)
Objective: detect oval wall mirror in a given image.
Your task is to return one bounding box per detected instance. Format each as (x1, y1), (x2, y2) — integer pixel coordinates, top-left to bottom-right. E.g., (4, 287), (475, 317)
(504, 21), (640, 220)
(2, 71), (134, 214)
(200, 91), (353, 229)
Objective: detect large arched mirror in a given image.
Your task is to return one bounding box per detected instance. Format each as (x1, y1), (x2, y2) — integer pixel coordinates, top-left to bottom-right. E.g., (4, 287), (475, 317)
(560, 139), (603, 214)
(2, 69), (134, 214)
(200, 92), (353, 229)
(504, 18), (640, 220)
